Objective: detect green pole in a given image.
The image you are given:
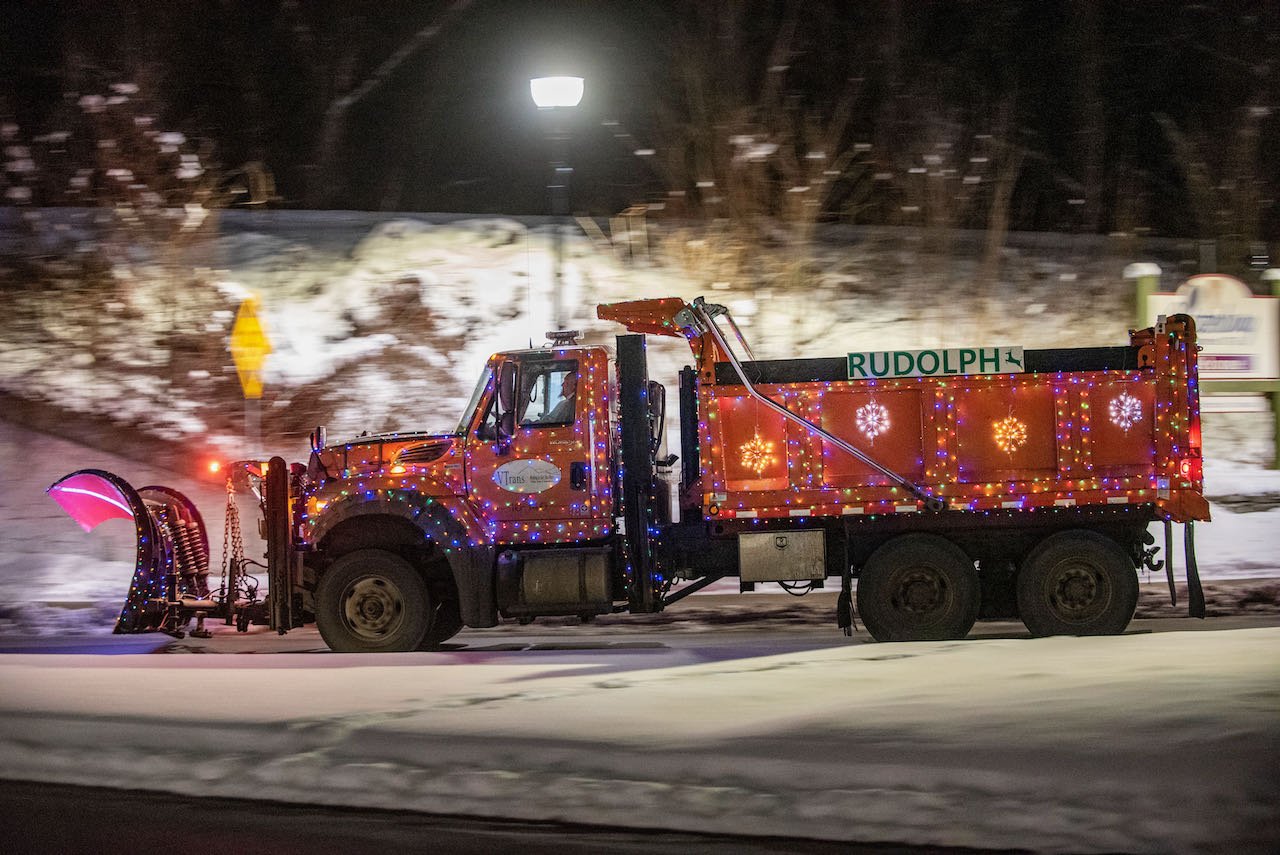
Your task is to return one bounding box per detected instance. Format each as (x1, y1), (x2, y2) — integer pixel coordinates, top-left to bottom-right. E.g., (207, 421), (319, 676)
(1264, 269), (1280, 468)
(1124, 262), (1162, 328)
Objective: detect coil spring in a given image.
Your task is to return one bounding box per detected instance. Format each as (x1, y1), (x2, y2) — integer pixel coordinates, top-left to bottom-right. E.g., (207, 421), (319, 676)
(153, 504), (210, 598)
(180, 517), (211, 597)
(173, 516), (210, 598)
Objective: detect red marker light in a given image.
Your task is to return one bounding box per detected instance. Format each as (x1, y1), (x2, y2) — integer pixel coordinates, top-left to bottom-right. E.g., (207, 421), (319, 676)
(208, 461), (222, 474)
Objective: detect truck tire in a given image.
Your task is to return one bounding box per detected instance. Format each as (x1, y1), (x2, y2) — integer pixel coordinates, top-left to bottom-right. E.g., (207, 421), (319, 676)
(1016, 530), (1138, 637)
(315, 549), (430, 653)
(418, 599), (464, 649)
(856, 534), (980, 642)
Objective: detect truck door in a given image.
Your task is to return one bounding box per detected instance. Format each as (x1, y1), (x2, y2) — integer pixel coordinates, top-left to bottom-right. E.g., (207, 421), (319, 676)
(469, 351), (613, 544)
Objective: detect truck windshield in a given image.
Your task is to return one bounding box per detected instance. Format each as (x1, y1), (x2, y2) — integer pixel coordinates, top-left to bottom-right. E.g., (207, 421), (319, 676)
(455, 367), (492, 435)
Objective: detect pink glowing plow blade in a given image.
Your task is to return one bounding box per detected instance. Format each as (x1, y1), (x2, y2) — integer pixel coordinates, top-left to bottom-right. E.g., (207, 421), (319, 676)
(47, 469), (211, 633)
(47, 471), (141, 533)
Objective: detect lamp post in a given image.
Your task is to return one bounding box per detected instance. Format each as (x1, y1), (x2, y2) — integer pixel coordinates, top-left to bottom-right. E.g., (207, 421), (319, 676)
(530, 76), (583, 332)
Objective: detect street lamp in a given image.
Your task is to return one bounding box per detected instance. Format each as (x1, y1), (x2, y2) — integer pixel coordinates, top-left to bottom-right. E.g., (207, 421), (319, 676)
(530, 76), (584, 110)
(530, 76), (583, 331)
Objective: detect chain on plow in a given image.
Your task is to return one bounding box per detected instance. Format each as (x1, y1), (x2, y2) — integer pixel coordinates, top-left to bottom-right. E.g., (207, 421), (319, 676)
(219, 474), (264, 629)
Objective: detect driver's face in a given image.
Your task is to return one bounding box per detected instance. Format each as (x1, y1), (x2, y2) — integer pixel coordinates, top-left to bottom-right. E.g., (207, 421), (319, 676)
(560, 373), (577, 398)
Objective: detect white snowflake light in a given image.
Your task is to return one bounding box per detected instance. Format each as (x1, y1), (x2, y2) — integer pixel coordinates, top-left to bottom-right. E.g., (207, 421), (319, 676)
(1109, 392), (1143, 431)
(856, 401), (890, 442)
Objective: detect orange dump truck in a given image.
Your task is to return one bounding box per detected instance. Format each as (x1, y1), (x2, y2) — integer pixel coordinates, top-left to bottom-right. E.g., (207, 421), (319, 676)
(49, 296), (1210, 650)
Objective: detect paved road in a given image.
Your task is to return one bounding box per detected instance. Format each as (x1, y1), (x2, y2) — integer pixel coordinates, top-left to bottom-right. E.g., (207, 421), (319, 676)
(1, 609), (1275, 657)
(0, 780), (1022, 855)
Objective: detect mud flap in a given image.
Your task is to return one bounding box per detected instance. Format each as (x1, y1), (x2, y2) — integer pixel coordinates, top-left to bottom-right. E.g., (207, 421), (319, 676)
(1185, 521), (1206, 619)
(264, 456), (294, 633)
(47, 470), (210, 634)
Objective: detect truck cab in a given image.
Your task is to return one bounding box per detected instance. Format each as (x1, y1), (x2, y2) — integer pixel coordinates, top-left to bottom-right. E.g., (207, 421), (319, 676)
(463, 343), (616, 545)
(292, 334), (667, 651)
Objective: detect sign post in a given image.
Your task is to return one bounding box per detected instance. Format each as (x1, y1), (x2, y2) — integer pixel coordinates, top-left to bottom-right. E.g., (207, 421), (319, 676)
(1125, 262), (1163, 329)
(229, 296), (273, 453)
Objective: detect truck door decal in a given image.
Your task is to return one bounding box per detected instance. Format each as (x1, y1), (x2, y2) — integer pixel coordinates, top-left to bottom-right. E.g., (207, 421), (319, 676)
(492, 459), (563, 493)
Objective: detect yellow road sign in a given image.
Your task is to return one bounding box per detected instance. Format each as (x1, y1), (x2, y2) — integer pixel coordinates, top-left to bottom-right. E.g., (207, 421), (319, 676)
(230, 296), (272, 398)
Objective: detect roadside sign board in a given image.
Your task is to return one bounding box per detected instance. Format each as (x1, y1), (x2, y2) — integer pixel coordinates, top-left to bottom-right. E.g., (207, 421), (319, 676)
(1147, 275), (1279, 381)
(230, 296), (272, 398)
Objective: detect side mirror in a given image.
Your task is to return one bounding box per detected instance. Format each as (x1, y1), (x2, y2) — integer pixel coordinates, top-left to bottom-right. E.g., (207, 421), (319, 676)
(647, 380), (666, 458)
(495, 362), (518, 452)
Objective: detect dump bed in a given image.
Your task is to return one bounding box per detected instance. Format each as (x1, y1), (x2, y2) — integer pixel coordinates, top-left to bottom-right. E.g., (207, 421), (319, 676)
(694, 317), (1208, 524)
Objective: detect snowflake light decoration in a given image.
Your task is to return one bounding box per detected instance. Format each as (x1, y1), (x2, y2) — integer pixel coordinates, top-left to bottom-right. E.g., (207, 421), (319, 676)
(1108, 392), (1143, 431)
(739, 434), (776, 475)
(856, 402), (890, 443)
(993, 416), (1028, 454)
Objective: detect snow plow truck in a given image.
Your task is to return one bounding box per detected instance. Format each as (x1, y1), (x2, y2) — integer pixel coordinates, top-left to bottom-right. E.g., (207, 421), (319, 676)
(49, 296), (1211, 651)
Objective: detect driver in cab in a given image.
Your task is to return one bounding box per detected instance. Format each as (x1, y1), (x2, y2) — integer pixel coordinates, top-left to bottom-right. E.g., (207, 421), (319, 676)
(538, 371), (577, 424)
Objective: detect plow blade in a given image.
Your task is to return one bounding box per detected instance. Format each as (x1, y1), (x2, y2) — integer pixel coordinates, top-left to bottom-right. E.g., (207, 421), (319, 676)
(47, 470), (212, 634)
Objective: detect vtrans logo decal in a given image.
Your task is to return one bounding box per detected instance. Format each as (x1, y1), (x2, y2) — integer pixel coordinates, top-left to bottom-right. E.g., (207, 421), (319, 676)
(848, 347), (1025, 380)
(492, 459), (562, 493)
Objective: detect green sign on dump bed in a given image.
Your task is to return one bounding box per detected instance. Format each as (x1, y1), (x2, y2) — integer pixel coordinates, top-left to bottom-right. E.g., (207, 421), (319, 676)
(848, 347), (1025, 380)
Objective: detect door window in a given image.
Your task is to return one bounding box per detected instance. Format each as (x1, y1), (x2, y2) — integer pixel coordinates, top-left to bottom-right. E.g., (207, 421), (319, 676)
(519, 360), (579, 427)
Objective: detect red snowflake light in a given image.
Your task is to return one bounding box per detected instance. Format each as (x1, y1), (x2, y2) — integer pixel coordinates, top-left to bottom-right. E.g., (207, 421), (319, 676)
(993, 416), (1028, 454)
(739, 434), (776, 475)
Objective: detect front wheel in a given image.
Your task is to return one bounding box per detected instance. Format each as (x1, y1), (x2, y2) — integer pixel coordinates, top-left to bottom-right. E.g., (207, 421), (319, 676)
(1016, 531), (1138, 637)
(856, 534), (980, 642)
(316, 549), (430, 652)
(418, 598), (464, 649)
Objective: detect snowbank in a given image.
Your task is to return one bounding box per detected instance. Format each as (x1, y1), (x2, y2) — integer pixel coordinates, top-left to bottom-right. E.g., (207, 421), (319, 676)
(0, 628), (1276, 853)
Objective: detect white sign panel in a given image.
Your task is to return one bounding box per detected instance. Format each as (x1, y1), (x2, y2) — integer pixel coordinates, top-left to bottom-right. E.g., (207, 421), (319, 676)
(848, 347), (1025, 380)
(1147, 274), (1279, 380)
(492, 459), (562, 493)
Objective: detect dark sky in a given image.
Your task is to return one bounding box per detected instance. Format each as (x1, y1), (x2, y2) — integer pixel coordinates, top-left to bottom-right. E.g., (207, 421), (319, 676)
(2, 1), (1278, 241)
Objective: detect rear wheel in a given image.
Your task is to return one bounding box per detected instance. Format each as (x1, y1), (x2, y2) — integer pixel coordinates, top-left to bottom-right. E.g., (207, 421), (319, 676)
(856, 534), (980, 642)
(1016, 530), (1138, 637)
(316, 549), (430, 653)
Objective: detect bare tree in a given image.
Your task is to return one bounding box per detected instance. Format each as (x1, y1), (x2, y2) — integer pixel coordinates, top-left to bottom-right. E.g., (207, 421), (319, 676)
(1156, 92), (1273, 274)
(1069, 0), (1106, 233)
(296, 0), (474, 208)
(634, 1), (872, 305)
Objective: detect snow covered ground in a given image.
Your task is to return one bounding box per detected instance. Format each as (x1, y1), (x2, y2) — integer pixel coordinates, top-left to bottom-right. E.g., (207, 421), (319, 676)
(0, 626), (1276, 853)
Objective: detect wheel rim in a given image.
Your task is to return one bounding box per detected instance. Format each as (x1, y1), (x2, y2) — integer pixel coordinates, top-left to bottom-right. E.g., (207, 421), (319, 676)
(1044, 560), (1109, 624)
(889, 566), (951, 620)
(339, 575), (406, 641)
